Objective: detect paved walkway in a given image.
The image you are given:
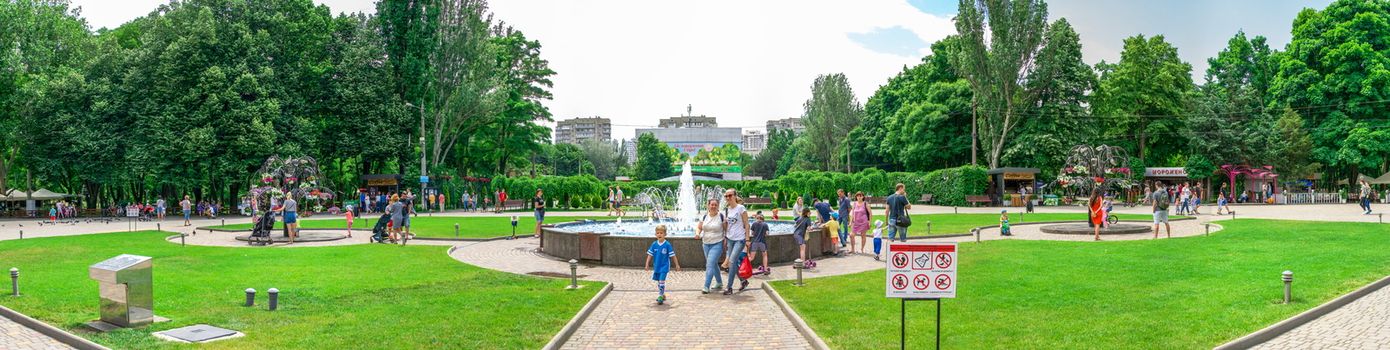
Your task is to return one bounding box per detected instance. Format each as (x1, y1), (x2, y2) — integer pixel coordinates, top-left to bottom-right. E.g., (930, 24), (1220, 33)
(561, 290), (810, 350)
(1250, 284), (1390, 350)
(0, 314), (74, 350)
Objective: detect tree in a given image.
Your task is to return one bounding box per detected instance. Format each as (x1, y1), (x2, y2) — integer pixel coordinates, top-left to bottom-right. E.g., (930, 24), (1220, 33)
(851, 36), (972, 172)
(1271, 0), (1390, 181)
(1186, 31), (1279, 168)
(551, 143), (590, 176)
(747, 129), (795, 179)
(1002, 18), (1097, 178)
(800, 73), (863, 171)
(423, 0), (501, 177)
(951, 0), (1049, 168)
(577, 140), (620, 180)
(1093, 34), (1193, 165)
(1270, 108), (1320, 179)
(634, 133), (675, 180)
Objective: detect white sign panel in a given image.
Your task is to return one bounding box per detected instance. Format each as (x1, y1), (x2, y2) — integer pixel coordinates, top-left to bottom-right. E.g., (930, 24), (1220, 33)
(885, 243), (956, 299)
(1144, 167), (1188, 177)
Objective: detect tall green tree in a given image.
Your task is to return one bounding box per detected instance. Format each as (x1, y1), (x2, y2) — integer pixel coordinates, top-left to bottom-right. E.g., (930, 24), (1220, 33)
(577, 140), (620, 181)
(0, 0), (92, 193)
(800, 73), (863, 172)
(634, 133), (675, 181)
(1270, 108), (1320, 179)
(951, 0), (1050, 168)
(851, 36), (973, 172)
(1002, 18), (1097, 177)
(1271, 0), (1390, 180)
(748, 129), (796, 179)
(1093, 34), (1193, 165)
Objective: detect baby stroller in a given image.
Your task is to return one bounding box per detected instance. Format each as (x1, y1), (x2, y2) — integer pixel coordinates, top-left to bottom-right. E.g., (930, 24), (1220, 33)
(370, 213), (392, 243)
(248, 211), (275, 246)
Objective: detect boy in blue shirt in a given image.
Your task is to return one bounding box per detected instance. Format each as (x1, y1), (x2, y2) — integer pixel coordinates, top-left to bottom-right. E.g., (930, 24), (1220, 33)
(645, 225), (681, 305)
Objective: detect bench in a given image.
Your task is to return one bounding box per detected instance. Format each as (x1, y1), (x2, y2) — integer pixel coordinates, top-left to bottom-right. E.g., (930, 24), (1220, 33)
(864, 196), (888, 208)
(919, 194), (934, 204)
(502, 199), (527, 211)
(965, 195), (992, 207)
(742, 197), (772, 206)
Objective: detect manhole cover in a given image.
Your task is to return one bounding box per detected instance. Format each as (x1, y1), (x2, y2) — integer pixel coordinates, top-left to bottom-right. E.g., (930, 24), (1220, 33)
(154, 324), (241, 343)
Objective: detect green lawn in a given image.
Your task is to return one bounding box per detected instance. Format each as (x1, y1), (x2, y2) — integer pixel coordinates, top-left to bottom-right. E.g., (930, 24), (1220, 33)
(206, 215), (646, 239)
(0, 231), (600, 349)
(771, 219), (1390, 349)
(904, 212), (1175, 236)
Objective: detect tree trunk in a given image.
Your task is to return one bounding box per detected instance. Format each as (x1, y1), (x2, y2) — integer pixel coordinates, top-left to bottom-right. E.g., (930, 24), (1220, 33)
(971, 101), (978, 166)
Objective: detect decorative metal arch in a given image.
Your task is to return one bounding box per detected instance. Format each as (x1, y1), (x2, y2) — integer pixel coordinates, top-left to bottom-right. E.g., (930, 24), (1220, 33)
(246, 156), (336, 214)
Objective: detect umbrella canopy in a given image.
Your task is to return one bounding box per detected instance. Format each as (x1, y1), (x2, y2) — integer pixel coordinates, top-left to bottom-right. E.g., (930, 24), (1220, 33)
(1372, 172), (1390, 185)
(0, 188), (73, 201)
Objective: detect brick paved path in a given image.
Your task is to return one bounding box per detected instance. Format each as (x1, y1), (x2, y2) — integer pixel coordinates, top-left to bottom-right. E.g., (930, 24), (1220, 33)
(1251, 283), (1390, 350)
(561, 290), (810, 350)
(0, 314), (74, 350)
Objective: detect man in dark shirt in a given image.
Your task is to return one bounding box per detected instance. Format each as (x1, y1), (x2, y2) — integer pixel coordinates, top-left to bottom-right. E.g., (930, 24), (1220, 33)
(884, 183), (911, 242)
(533, 188), (546, 238)
(813, 198), (832, 224)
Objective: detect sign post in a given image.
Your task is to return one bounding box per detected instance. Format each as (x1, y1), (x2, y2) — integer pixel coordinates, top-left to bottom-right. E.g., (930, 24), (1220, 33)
(886, 242), (956, 350)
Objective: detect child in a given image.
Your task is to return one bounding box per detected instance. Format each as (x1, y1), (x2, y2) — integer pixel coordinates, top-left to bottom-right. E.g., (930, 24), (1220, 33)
(871, 220), (885, 261)
(749, 212), (771, 275)
(794, 208), (815, 268)
(824, 212), (842, 256)
(345, 206), (355, 238)
(644, 225), (680, 305)
(999, 210), (1011, 236)
(771, 208), (780, 221)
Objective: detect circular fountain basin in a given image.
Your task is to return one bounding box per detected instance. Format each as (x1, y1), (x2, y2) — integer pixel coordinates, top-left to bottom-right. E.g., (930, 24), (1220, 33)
(1039, 223), (1152, 235)
(540, 219), (831, 268)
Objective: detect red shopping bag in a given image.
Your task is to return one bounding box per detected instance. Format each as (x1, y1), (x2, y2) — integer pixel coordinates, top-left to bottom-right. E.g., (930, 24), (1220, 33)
(738, 255), (753, 279)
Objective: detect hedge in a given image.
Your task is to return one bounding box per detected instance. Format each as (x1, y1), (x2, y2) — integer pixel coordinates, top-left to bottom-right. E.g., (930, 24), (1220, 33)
(487, 165), (989, 209)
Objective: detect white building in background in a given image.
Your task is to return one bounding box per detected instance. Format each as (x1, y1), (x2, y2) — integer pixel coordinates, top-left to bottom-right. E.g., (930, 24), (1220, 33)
(766, 117), (804, 134)
(554, 116), (611, 144)
(621, 139), (637, 164)
(742, 130), (766, 155)
(635, 106), (742, 156)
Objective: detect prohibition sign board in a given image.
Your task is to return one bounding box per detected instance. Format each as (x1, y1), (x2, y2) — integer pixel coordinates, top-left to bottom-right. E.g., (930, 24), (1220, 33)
(885, 243), (956, 299)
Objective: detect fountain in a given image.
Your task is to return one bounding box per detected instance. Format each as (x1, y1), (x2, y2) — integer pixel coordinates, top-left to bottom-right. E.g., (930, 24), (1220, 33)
(1041, 145), (1150, 235)
(539, 160), (827, 267)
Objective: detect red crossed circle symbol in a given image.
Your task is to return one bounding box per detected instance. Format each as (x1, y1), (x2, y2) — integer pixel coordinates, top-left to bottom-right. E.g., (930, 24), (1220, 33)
(935, 274), (953, 290)
(913, 274), (930, 290)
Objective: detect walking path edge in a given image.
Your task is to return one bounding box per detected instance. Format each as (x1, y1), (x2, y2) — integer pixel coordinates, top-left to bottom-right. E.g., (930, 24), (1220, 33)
(1213, 273), (1390, 350)
(763, 283), (831, 350)
(0, 305), (108, 350)
(542, 283), (613, 350)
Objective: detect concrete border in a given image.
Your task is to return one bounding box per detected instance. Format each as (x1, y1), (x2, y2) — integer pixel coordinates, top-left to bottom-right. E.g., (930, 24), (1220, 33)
(541, 282), (613, 350)
(0, 305), (110, 350)
(762, 283), (831, 350)
(1213, 274), (1390, 350)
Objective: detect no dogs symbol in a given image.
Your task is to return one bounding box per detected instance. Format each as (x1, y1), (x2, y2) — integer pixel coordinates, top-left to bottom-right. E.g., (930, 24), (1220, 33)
(935, 253), (953, 269)
(892, 252), (909, 269)
(913, 274), (930, 290)
(935, 274), (953, 290)
(892, 274), (909, 290)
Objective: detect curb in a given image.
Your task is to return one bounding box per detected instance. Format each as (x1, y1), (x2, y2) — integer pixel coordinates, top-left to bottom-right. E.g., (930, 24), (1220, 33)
(762, 283), (832, 350)
(0, 305), (110, 350)
(200, 227), (517, 242)
(1213, 274), (1390, 350)
(542, 283), (613, 350)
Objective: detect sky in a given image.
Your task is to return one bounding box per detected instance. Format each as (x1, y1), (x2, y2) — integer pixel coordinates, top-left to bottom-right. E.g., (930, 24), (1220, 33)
(71, 0), (1333, 141)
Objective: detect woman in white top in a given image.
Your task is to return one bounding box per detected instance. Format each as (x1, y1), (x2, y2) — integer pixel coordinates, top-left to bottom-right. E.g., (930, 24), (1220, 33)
(695, 199), (727, 294)
(722, 189), (751, 294)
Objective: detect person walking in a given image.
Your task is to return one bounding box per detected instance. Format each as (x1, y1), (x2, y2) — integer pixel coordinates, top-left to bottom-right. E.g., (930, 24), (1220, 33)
(836, 189), (851, 249)
(695, 199), (727, 294)
(850, 191), (871, 254)
(1088, 190), (1104, 241)
(387, 194), (404, 243)
(1151, 182), (1172, 238)
(532, 189), (546, 238)
(884, 183), (911, 242)
(615, 186), (625, 217)
(1360, 180), (1374, 214)
(156, 197), (166, 221)
(722, 190), (750, 294)
(180, 195), (193, 226)
(345, 206), (355, 238)
(645, 225), (680, 305)
(277, 195), (300, 244)
(748, 212), (770, 275)
(606, 186), (617, 216)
